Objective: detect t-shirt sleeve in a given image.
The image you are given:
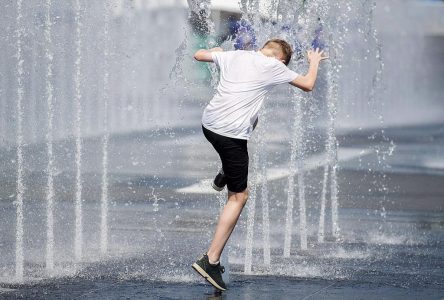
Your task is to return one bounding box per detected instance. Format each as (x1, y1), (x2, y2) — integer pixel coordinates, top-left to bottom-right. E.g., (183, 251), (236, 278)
(270, 61), (299, 85)
(211, 51), (225, 67)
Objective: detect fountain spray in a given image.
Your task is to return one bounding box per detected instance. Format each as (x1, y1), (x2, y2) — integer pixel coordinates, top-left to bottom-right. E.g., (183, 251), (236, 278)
(100, 0), (110, 256)
(74, 0), (83, 262)
(284, 0), (320, 255)
(259, 110), (271, 266)
(15, 0), (25, 282)
(284, 91), (307, 255)
(44, 0), (55, 274)
(244, 146), (259, 274)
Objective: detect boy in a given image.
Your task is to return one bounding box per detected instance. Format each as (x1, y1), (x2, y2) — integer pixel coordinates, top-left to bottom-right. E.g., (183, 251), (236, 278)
(192, 39), (327, 291)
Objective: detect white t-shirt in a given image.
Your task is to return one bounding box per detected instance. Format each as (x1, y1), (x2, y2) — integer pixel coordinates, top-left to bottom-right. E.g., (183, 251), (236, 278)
(202, 50), (299, 140)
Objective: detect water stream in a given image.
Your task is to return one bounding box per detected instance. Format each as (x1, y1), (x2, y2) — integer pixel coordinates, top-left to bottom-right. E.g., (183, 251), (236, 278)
(100, 0), (111, 257)
(14, 0), (25, 283)
(44, 0), (55, 274)
(74, 0), (83, 262)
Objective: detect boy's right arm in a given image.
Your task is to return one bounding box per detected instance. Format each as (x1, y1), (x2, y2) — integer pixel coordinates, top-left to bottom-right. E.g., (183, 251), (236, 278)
(290, 48), (328, 92)
(194, 47), (223, 62)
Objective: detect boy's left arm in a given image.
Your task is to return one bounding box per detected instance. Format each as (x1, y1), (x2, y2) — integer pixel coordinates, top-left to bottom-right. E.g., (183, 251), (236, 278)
(194, 47), (223, 62)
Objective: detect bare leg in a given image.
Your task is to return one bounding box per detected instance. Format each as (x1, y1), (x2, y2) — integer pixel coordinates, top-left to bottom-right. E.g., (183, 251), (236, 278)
(207, 189), (249, 263)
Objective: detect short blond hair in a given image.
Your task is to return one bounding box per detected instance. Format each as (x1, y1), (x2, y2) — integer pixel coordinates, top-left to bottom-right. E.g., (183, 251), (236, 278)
(262, 39), (293, 65)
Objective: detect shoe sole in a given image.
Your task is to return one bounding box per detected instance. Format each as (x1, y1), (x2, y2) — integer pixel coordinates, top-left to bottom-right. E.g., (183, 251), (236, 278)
(192, 263), (227, 291)
(211, 182), (224, 192)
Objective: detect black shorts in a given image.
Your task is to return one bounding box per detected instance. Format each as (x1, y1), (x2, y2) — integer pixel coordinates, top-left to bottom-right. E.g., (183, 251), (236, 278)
(202, 125), (248, 193)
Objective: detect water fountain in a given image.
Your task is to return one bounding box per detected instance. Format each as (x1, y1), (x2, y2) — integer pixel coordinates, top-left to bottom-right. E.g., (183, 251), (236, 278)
(44, 0), (55, 274)
(73, 0), (84, 263)
(284, 92), (306, 256)
(100, 0), (111, 257)
(14, 0), (25, 282)
(259, 111), (271, 267)
(317, 0), (347, 242)
(244, 130), (260, 274)
(0, 1), (443, 297)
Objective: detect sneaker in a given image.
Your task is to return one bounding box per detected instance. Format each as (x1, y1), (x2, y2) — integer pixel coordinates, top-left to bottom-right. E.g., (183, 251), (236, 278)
(192, 254), (227, 291)
(211, 169), (226, 192)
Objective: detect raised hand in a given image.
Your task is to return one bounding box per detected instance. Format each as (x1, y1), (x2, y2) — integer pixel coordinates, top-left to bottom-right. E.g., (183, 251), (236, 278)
(307, 48), (329, 64)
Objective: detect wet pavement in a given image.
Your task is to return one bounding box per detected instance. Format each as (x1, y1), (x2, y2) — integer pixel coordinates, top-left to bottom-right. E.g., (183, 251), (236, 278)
(0, 123), (443, 299)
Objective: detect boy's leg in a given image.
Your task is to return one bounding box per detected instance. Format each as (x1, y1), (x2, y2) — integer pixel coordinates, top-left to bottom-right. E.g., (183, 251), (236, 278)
(207, 189), (248, 263)
(198, 125), (248, 277)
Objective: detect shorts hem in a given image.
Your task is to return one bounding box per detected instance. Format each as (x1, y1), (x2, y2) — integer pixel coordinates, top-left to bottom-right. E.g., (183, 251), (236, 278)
(227, 185), (248, 193)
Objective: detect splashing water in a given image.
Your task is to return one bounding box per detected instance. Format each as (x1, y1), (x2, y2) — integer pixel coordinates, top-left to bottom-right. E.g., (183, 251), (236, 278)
(330, 156), (340, 238)
(187, 0), (219, 87)
(244, 146), (259, 274)
(44, 0), (55, 274)
(74, 0), (83, 262)
(100, 0), (111, 256)
(284, 92), (306, 256)
(317, 165), (329, 242)
(218, 190), (230, 283)
(295, 98), (308, 250)
(150, 188), (164, 213)
(2, 0), (441, 290)
(320, 48), (342, 241)
(317, 0), (350, 242)
(365, 0), (394, 224)
(15, 0), (25, 282)
(259, 111), (271, 266)
(283, 171), (295, 257)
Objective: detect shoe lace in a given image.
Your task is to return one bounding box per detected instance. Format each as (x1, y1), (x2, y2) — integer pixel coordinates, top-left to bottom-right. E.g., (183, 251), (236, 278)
(219, 265), (225, 274)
